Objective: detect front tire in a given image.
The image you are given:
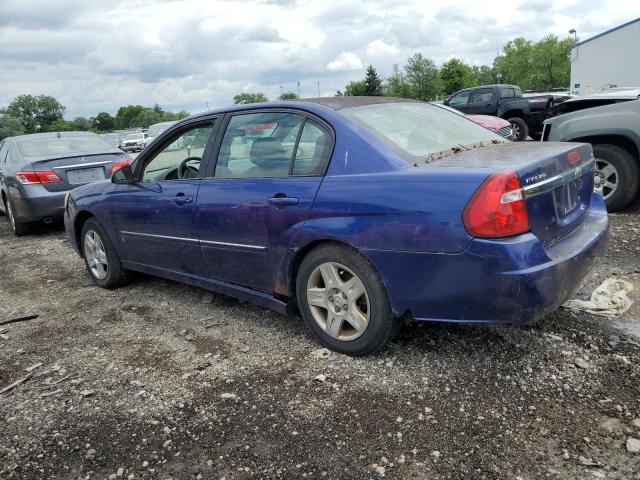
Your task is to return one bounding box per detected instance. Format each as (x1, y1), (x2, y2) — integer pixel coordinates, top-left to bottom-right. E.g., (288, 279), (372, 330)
(507, 117), (529, 142)
(592, 144), (640, 212)
(81, 218), (127, 288)
(296, 244), (401, 356)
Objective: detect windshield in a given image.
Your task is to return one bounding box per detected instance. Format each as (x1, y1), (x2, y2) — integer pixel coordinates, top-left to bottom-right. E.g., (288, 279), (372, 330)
(125, 133), (144, 140)
(340, 102), (504, 161)
(17, 135), (115, 158)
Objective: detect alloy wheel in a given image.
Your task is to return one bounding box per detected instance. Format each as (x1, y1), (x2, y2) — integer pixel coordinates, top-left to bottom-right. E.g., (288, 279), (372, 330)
(594, 157), (618, 200)
(306, 262), (370, 341)
(84, 230), (109, 280)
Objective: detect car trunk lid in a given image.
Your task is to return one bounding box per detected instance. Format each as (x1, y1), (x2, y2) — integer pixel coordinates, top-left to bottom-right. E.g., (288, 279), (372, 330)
(27, 152), (128, 192)
(430, 141), (595, 247)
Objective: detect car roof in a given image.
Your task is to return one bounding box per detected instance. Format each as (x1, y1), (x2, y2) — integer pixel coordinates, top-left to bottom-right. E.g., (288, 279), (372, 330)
(564, 89), (640, 103)
(11, 131), (98, 143)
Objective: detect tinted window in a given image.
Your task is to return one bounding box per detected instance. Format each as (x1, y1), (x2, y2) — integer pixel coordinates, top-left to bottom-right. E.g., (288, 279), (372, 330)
(214, 112), (303, 178)
(501, 88), (515, 99)
(448, 91), (471, 106)
(469, 88), (494, 104)
(341, 103), (503, 161)
(17, 134), (115, 157)
(141, 124), (214, 182)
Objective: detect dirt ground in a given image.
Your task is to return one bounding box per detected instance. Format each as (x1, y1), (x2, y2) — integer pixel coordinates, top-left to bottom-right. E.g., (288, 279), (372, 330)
(1, 208), (639, 480)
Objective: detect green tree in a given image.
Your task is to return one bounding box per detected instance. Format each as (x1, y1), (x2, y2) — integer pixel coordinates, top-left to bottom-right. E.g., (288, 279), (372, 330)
(153, 103), (164, 115)
(440, 58), (476, 95)
(278, 92), (299, 100)
(0, 115), (25, 140)
(233, 93), (269, 104)
(335, 90), (343, 96)
(133, 109), (162, 128)
(493, 37), (534, 89)
(404, 53), (442, 101)
(49, 118), (72, 131)
(69, 116), (92, 131)
(92, 112), (115, 132)
(530, 35), (573, 90)
(384, 73), (412, 98)
(6, 94), (65, 132)
(472, 65), (496, 85)
(115, 105), (145, 129)
(344, 80), (367, 96)
(364, 65), (383, 96)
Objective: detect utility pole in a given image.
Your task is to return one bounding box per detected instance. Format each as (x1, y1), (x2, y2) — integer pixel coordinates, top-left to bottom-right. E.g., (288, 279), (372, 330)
(297, 81), (301, 98)
(206, 101), (209, 110)
(279, 85), (283, 96)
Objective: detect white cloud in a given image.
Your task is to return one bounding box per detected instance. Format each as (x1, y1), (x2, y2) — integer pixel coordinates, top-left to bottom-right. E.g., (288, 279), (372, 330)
(0, 0), (639, 117)
(326, 52), (364, 71)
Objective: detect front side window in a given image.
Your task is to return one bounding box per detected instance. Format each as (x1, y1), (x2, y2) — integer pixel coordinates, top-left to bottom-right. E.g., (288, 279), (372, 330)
(448, 91), (470, 106)
(141, 124), (214, 182)
(469, 88), (494, 104)
(214, 112), (303, 178)
(341, 102), (503, 161)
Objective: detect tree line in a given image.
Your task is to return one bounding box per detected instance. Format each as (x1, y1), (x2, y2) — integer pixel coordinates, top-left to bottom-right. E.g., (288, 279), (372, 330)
(0, 94), (190, 141)
(236, 34), (573, 103)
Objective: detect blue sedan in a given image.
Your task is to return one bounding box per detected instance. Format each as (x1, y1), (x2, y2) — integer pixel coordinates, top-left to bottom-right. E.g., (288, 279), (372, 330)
(64, 98), (608, 355)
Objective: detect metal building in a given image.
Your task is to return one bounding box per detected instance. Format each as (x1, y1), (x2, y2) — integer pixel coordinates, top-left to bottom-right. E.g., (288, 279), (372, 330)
(570, 17), (640, 96)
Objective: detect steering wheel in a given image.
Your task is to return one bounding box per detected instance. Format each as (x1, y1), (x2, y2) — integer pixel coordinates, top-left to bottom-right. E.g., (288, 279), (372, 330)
(177, 156), (202, 179)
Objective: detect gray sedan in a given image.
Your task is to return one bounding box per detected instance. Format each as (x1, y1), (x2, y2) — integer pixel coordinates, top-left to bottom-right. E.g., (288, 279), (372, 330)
(0, 131), (131, 235)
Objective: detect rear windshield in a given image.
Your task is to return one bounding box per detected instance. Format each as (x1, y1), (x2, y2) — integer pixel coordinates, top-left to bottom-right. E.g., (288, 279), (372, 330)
(340, 102), (504, 161)
(17, 135), (115, 158)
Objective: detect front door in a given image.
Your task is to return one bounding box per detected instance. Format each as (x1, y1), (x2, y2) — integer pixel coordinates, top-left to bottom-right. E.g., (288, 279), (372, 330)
(112, 121), (217, 276)
(466, 87), (495, 114)
(196, 111), (332, 292)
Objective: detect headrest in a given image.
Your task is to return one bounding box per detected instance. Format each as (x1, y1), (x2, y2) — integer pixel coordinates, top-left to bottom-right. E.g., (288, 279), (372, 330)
(250, 138), (288, 168)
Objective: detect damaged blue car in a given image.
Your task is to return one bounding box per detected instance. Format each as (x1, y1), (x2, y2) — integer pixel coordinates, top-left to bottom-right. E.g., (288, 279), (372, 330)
(64, 97), (609, 355)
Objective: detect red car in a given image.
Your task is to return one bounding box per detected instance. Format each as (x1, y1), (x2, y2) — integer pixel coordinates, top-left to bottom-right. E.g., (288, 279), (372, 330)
(435, 103), (513, 139)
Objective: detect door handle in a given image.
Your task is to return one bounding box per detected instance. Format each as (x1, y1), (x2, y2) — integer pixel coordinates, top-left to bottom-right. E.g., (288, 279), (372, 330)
(173, 194), (193, 205)
(268, 196), (299, 207)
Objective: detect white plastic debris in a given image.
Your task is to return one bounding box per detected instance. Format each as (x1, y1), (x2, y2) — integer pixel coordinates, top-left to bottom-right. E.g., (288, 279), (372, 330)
(563, 278), (633, 318)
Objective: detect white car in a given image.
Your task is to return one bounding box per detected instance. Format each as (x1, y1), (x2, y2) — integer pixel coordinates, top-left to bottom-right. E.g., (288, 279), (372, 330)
(121, 132), (152, 152)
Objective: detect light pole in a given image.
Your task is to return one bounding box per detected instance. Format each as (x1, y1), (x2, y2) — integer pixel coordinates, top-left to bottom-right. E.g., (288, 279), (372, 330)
(569, 28), (577, 42)
(496, 72), (503, 85)
(297, 81), (301, 98)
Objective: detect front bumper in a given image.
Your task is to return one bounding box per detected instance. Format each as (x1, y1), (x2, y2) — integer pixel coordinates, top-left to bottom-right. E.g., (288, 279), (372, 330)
(11, 184), (67, 223)
(364, 192), (609, 324)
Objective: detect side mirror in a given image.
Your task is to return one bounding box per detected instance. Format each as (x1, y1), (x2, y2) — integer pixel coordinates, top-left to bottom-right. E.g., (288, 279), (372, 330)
(443, 98), (450, 106)
(112, 165), (136, 184)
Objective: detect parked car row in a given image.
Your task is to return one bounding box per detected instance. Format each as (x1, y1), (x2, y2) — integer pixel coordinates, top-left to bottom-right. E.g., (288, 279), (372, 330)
(1, 97), (611, 355)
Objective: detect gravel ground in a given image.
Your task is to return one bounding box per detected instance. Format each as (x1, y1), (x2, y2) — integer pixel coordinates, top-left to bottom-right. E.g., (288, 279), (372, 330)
(0, 209), (639, 480)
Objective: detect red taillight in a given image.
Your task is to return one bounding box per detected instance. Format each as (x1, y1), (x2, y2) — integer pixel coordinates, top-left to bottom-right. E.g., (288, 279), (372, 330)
(567, 150), (581, 164)
(462, 170), (530, 238)
(16, 170), (63, 184)
(110, 159), (133, 176)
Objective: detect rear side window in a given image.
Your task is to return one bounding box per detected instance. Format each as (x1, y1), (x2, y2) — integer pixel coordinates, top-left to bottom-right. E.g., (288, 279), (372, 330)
(469, 88), (494, 104)
(292, 120), (331, 175)
(17, 135), (115, 157)
(501, 88), (515, 99)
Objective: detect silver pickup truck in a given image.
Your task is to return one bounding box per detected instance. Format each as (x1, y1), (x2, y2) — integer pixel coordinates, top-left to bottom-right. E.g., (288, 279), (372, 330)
(543, 97), (640, 211)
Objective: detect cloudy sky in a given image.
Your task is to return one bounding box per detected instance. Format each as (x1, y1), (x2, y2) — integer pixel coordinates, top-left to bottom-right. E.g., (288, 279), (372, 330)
(1, 0), (639, 118)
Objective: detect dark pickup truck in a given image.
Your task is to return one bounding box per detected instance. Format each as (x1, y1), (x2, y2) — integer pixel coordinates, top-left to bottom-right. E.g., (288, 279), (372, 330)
(444, 84), (561, 141)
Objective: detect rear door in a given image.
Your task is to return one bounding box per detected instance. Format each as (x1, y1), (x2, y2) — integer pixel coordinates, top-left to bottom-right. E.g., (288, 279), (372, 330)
(466, 88), (495, 114)
(112, 120), (217, 275)
(196, 110), (332, 292)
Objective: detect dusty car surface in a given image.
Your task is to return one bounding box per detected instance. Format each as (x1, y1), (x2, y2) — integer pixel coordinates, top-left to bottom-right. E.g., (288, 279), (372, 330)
(121, 132), (151, 152)
(0, 131), (131, 235)
(64, 97), (609, 355)
(543, 99), (640, 211)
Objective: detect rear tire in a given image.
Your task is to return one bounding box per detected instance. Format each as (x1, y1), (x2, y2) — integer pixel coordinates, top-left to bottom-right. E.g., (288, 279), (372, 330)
(296, 243), (401, 356)
(507, 117), (528, 142)
(592, 144), (640, 212)
(4, 195), (31, 236)
(81, 218), (127, 288)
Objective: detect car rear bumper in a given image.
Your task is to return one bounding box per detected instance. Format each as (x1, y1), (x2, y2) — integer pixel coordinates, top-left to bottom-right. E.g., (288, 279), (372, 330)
(11, 184), (67, 223)
(364, 192), (609, 324)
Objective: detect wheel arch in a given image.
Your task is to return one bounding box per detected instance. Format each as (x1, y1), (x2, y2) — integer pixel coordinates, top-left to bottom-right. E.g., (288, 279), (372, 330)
(73, 210), (96, 252)
(570, 134), (640, 165)
(500, 109), (525, 119)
